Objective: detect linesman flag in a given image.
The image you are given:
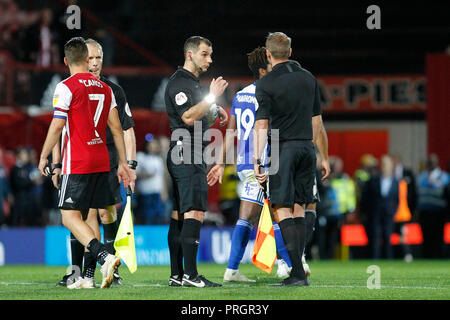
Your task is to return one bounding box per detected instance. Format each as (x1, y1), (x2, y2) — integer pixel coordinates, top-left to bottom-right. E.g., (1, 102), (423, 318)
(252, 197), (277, 274)
(114, 187), (137, 273)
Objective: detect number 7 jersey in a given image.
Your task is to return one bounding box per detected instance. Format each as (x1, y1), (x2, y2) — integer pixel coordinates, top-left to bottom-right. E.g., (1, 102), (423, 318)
(230, 83), (267, 172)
(52, 72), (117, 174)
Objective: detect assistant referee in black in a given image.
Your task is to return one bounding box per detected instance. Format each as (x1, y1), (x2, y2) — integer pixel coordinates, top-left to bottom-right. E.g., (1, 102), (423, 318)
(253, 32), (326, 286)
(165, 36), (228, 287)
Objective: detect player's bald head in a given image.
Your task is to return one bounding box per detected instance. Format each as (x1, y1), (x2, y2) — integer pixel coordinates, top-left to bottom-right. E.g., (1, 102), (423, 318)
(64, 37), (88, 65)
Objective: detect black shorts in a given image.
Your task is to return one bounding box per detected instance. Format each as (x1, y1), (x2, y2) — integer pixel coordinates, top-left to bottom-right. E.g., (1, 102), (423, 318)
(268, 140), (316, 207)
(58, 172), (117, 210)
(106, 166), (122, 206)
(167, 155), (208, 215)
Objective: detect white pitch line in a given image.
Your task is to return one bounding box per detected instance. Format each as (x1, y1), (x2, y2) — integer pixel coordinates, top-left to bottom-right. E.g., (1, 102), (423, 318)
(0, 281), (53, 286)
(0, 281), (448, 290)
(313, 284), (449, 290)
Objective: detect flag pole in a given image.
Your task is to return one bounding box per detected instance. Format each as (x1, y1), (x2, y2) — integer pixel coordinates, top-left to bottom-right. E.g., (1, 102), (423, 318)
(252, 159), (277, 274)
(257, 159), (267, 200)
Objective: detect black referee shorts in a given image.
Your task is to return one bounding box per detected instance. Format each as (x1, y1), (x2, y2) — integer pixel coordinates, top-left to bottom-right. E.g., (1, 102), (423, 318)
(166, 155), (208, 215)
(268, 140), (316, 208)
(106, 146), (123, 206)
(58, 172), (118, 210)
(106, 166), (122, 206)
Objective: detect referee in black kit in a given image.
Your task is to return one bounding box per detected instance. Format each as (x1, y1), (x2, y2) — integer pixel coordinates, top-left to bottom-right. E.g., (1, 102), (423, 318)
(254, 32), (326, 286)
(165, 36), (228, 287)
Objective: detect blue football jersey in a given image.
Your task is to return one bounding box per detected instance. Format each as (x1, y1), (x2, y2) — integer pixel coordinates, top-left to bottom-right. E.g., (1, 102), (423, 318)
(230, 83), (267, 172)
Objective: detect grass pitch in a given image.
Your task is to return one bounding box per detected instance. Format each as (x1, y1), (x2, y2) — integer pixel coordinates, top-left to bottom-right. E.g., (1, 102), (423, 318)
(0, 260), (449, 300)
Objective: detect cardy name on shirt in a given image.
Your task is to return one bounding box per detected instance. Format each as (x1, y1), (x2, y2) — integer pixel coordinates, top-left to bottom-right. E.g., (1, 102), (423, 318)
(79, 79), (104, 88)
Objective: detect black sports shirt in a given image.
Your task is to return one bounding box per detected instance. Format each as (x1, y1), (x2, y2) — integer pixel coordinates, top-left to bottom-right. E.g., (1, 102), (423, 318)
(101, 76), (135, 168)
(164, 67), (209, 150)
(255, 61), (321, 142)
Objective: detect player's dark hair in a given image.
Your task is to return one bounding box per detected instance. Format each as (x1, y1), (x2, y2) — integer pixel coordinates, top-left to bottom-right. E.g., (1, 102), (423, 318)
(247, 47), (269, 80)
(265, 32), (291, 59)
(64, 37), (88, 65)
(183, 36), (212, 58)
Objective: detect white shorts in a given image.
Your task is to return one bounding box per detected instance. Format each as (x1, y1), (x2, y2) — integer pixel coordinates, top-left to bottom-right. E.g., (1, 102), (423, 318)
(237, 169), (264, 206)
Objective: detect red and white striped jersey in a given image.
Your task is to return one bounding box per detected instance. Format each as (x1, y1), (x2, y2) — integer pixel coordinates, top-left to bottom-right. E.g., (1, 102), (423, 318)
(52, 72), (117, 174)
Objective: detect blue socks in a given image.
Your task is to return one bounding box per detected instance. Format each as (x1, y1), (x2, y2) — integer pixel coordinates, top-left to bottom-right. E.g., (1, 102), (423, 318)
(227, 219), (293, 270)
(227, 219), (252, 270)
(274, 222), (292, 267)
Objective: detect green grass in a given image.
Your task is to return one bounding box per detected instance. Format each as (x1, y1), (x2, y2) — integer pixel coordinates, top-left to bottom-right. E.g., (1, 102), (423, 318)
(0, 260), (449, 300)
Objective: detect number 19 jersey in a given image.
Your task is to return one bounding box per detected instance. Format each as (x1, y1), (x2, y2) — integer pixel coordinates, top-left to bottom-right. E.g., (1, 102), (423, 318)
(230, 83), (267, 172)
(52, 72), (117, 174)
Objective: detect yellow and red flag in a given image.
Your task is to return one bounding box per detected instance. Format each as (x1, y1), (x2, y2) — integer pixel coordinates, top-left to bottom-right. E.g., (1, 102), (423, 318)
(252, 198), (276, 274)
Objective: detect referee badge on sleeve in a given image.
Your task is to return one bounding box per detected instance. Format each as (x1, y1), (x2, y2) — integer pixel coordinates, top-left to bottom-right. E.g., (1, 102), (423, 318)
(175, 92), (188, 106)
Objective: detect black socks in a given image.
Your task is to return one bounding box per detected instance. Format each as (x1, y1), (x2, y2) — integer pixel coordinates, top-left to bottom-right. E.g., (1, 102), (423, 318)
(279, 218), (306, 279)
(294, 216), (307, 258)
(83, 251), (96, 279)
(87, 238), (109, 265)
(180, 218), (202, 278)
(103, 221), (119, 255)
(168, 218), (184, 277)
(70, 232), (84, 275)
(304, 210), (317, 250)
(71, 220), (119, 277)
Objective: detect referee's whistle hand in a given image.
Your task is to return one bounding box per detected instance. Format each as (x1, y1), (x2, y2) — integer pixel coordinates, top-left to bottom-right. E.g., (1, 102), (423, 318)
(209, 76), (228, 97)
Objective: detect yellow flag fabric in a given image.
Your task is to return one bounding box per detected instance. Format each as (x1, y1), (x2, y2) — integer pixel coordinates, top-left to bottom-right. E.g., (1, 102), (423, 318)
(114, 194), (137, 273)
(252, 198), (276, 274)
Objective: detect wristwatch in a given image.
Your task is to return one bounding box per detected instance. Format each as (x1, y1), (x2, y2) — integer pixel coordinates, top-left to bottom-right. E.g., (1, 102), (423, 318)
(127, 160), (138, 170)
(253, 158), (262, 165)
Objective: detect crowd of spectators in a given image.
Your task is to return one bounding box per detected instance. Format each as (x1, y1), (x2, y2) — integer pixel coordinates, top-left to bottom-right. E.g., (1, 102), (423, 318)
(214, 151), (450, 260)
(0, 145), (56, 226)
(1, 141), (449, 259)
(0, 0), (114, 68)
